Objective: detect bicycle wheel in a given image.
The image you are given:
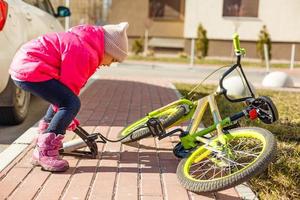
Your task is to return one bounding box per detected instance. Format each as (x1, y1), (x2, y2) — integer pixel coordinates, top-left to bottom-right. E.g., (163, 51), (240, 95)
(176, 127), (276, 192)
(119, 105), (186, 143)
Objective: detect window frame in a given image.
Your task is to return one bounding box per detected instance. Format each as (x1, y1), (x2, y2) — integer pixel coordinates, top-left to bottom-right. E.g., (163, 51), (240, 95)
(222, 0), (259, 19)
(148, 0), (185, 22)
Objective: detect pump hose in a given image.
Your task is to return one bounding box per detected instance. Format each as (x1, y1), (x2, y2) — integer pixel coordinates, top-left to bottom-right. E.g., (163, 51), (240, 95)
(95, 125), (148, 143)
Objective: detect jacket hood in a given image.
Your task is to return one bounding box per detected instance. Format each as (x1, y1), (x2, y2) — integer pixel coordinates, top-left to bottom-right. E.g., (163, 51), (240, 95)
(69, 25), (105, 65)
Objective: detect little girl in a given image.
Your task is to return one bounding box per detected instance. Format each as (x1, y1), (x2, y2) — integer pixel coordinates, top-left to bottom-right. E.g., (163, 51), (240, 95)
(9, 22), (129, 172)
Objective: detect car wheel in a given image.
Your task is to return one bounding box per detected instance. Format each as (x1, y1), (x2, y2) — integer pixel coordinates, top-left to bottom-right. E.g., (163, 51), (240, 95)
(0, 80), (30, 125)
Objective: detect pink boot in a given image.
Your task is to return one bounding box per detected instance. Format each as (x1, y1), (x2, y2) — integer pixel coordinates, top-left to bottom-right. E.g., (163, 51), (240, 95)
(31, 132), (69, 172)
(32, 119), (50, 147)
(38, 119), (49, 134)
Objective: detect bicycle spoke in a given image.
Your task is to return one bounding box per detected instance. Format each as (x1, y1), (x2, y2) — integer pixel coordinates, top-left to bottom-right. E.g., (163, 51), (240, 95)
(210, 167), (224, 179)
(190, 159), (210, 175)
(242, 145), (262, 152)
(191, 156), (232, 180)
(233, 150), (260, 158)
(191, 167), (213, 175)
(187, 135), (265, 181)
(221, 165), (224, 177)
(227, 153), (231, 173)
(221, 155), (247, 168)
(212, 165), (216, 178)
(191, 168), (211, 174)
(194, 165), (215, 179)
(191, 159), (210, 167)
(231, 139), (249, 151)
(229, 139), (262, 158)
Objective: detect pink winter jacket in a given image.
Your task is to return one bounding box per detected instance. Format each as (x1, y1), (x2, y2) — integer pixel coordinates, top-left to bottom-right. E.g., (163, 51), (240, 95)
(9, 25), (104, 95)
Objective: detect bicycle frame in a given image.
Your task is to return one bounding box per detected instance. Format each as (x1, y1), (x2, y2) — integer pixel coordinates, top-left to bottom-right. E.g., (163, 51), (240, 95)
(125, 61), (254, 149)
(179, 93), (233, 150)
(142, 90), (239, 151)
(178, 48), (256, 150)
(142, 56), (255, 150)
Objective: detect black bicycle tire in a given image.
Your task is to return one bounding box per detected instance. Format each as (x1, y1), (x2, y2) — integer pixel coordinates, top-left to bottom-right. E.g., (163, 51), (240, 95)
(120, 106), (186, 143)
(176, 127), (276, 193)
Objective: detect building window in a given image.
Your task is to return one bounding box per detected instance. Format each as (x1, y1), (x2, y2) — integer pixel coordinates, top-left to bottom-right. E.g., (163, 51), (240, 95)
(149, 0), (184, 20)
(223, 0), (259, 17)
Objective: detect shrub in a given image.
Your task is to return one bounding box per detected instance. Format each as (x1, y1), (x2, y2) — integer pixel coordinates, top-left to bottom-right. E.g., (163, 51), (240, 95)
(145, 49), (155, 57)
(257, 25), (272, 61)
(196, 24), (209, 58)
(178, 51), (188, 59)
(131, 38), (144, 55)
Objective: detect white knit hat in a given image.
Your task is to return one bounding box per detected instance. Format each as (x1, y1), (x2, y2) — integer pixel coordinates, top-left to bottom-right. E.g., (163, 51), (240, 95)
(103, 22), (129, 62)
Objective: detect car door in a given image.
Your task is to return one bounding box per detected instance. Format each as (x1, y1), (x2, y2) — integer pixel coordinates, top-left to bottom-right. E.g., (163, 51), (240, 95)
(0, 0), (31, 125)
(19, 0), (64, 40)
(0, 0), (28, 93)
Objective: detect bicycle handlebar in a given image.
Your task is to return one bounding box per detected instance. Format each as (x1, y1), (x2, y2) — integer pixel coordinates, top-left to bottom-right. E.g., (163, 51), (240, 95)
(233, 33), (246, 56)
(218, 33), (255, 103)
(233, 33), (241, 52)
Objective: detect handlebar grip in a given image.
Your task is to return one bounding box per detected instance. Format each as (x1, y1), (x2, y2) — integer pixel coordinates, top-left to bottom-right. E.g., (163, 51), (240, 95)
(233, 33), (241, 52)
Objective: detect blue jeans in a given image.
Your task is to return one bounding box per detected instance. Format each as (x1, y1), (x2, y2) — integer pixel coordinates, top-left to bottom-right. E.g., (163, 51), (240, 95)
(13, 79), (81, 135)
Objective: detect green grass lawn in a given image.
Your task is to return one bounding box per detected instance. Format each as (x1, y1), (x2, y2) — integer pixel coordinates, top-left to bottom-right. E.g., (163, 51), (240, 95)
(174, 83), (300, 200)
(129, 55), (300, 69)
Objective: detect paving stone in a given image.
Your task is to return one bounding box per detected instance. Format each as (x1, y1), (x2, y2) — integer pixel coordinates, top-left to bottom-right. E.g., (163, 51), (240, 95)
(35, 158), (79, 200)
(189, 191), (215, 200)
(215, 188), (241, 199)
(0, 167), (32, 199)
(8, 167), (50, 200)
(0, 78), (243, 200)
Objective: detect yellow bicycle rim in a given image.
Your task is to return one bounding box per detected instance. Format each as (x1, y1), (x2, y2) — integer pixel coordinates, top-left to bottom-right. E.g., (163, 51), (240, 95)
(183, 129), (267, 182)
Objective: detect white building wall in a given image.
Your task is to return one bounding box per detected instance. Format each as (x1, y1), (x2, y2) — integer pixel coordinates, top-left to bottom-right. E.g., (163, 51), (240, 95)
(184, 0), (300, 42)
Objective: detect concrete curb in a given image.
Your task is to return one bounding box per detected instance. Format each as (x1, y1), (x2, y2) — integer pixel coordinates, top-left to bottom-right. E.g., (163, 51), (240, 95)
(169, 82), (259, 200)
(235, 183), (259, 200)
(168, 83), (183, 99)
(0, 127), (37, 172)
(0, 77), (97, 172)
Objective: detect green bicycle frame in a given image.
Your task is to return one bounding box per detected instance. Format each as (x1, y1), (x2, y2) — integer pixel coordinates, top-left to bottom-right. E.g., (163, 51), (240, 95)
(133, 91), (236, 150)
(121, 33), (252, 151)
(121, 98), (196, 135)
(179, 92), (234, 150)
(126, 91), (236, 150)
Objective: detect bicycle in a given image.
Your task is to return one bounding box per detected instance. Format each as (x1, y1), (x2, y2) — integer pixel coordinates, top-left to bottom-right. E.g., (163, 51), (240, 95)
(61, 33), (278, 193)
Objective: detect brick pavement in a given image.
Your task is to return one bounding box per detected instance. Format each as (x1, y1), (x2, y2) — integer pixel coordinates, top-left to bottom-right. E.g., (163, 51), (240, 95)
(0, 78), (242, 200)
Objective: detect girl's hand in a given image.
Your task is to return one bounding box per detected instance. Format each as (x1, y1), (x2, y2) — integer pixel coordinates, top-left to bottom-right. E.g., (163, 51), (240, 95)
(67, 118), (80, 131)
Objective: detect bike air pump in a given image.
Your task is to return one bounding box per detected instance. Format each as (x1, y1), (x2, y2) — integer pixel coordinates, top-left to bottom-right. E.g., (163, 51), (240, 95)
(59, 126), (99, 159)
